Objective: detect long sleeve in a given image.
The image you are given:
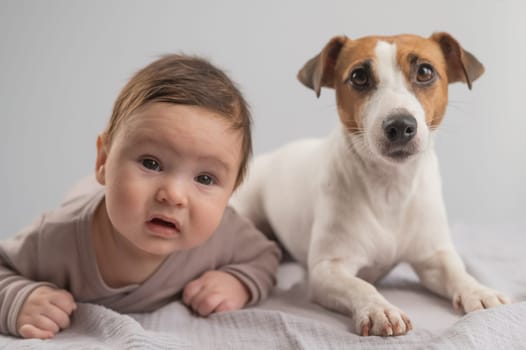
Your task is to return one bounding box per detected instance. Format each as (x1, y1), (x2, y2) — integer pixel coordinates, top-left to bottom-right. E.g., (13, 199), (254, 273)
(0, 216), (56, 336)
(0, 188), (281, 336)
(216, 208), (282, 305)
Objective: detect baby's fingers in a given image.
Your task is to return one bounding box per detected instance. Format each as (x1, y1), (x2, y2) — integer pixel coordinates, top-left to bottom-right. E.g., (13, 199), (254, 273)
(44, 304), (73, 330)
(182, 279), (204, 306)
(215, 300), (236, 313)
(192, 292), (224, 316)
(50, 290), (77, 315)
(18, 323), (54, 340)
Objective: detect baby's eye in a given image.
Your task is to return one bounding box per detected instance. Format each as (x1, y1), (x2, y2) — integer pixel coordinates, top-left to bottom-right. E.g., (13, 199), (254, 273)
(195, 174), (214, 186)
(141, 158), (161, 171)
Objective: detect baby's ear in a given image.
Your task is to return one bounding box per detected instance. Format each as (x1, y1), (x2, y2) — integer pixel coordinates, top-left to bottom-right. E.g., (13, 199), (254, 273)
(95, 133), (108, 185)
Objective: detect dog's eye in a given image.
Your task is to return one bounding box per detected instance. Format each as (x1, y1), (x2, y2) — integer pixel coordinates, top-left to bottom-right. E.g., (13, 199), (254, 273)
(416, 64), (435, 83)
(348, 68), (370, 89)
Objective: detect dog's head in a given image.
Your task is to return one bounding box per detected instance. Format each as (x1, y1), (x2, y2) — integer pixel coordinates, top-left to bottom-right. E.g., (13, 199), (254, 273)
(298, 32), (484, 164)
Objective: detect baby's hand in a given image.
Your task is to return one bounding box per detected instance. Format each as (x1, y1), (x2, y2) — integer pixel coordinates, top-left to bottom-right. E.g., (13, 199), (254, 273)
(16, 286), (77, 339)
(182, 270), (250, 316)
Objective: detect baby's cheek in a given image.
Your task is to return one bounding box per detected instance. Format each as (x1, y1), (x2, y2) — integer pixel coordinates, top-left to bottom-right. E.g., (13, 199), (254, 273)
(107, 180), (144, 226)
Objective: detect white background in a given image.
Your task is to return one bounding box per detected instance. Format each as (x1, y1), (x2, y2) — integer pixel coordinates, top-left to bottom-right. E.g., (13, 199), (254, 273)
(1, 0), (525, 237)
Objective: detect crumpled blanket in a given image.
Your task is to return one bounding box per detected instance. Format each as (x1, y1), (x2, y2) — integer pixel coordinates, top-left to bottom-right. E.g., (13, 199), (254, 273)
(0, 223), (524, 350)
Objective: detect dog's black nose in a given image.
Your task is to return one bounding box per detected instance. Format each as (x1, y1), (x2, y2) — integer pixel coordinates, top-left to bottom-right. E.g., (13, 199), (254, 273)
(382, 114), (417, 145)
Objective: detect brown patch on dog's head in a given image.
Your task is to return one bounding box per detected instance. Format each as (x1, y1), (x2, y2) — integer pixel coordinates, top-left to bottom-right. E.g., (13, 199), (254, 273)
(334, 37), (384, 133)
(297, 32), (484, 132)
(394, 35), (450, 129)
(392, 33), (484, 128)
(298, 36), (382, 133)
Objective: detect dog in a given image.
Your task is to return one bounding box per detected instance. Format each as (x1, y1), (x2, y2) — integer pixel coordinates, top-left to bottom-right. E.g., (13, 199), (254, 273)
(230, 32), (511, 336)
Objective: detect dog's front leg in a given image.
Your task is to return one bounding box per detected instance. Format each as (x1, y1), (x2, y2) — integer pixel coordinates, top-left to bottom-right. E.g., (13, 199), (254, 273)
(309, 259), (412, 336)
(411, 249), (511, 313)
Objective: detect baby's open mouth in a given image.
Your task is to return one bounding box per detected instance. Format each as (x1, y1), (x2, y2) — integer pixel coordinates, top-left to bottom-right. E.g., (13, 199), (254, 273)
(150, 218), (176, 229)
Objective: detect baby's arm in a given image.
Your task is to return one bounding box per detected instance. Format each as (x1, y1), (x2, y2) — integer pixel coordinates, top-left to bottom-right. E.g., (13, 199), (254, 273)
(0, 216), (77, 338)
(182, 270), (249, 316)
(182, 208), (281, 315)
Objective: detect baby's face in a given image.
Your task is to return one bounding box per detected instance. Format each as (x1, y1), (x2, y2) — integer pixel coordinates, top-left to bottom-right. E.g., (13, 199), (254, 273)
(97, 102), (242, 257)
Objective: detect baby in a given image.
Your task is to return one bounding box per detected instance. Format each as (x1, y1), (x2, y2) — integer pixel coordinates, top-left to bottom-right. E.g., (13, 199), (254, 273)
(0, 54), (281, 339)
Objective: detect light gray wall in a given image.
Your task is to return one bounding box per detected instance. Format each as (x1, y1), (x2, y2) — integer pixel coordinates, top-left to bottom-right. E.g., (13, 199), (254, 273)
(1, 0), (525, 237)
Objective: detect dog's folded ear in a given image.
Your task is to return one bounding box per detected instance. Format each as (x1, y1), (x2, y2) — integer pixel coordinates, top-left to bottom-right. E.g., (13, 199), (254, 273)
(297, 36), (347, 97)
(430, 32), (484, 90)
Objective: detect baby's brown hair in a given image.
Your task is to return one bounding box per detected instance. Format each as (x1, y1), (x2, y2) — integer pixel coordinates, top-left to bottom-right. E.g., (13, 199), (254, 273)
(105, 54), (252, 188)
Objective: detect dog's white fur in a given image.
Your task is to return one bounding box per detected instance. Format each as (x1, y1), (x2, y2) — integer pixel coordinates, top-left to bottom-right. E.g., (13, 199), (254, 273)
(231, 33), (510, 336)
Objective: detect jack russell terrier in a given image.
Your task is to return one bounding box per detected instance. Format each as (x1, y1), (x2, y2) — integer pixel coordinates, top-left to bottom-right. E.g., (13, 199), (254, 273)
(231, 32), (510, 336)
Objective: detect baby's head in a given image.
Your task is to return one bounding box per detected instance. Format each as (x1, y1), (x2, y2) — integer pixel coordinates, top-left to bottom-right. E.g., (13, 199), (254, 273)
(104, 54), (251, 188)
(95, 55), (253, 256)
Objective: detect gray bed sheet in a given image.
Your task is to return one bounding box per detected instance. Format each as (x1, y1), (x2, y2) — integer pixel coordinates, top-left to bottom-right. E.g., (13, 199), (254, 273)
(0, 223), (524, 349)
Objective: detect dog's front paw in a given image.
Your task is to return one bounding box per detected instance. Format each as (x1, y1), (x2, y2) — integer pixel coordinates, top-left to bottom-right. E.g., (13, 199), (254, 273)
(453, 286), (511, 313)
(355, 302), (412, 336)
